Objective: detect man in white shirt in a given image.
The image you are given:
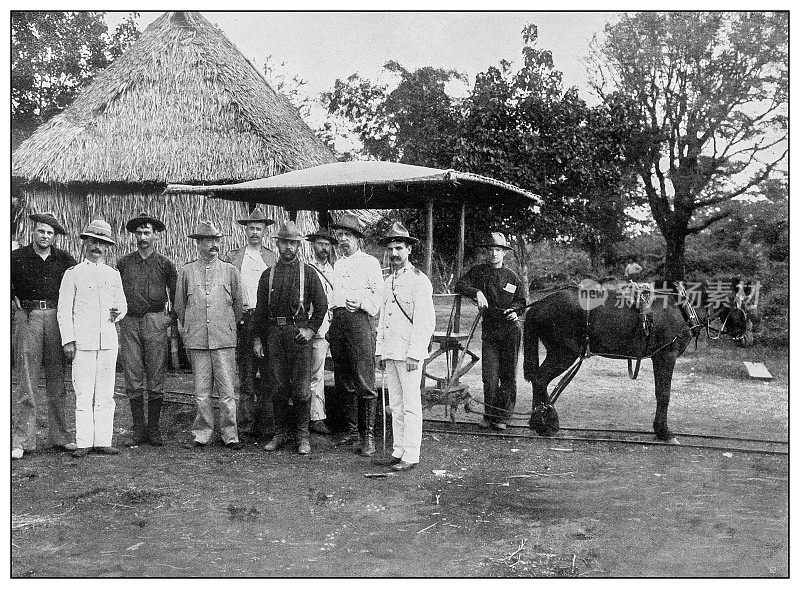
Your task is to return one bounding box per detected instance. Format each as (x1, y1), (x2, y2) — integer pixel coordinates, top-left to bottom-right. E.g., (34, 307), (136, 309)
(374, 222), (436, 472)
(223, 208), (277, 440)
(326, 213), (384, 456)
(57, 220), (128, 458)
(305, 228), (337, 435)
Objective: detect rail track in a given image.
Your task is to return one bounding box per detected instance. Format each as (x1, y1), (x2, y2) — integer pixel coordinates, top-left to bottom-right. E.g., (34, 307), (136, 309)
(159, 389), (787, 457)
(422, 418), (789, 456)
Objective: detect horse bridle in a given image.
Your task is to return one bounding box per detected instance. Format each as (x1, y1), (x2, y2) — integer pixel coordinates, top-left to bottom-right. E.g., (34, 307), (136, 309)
(706, 296), (747, 342)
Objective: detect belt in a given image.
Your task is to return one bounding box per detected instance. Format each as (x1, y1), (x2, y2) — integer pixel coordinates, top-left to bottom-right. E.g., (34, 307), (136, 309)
(20, 299), (57, 310)
(267, 316), (308, 326)
(332, 307), (366, 314)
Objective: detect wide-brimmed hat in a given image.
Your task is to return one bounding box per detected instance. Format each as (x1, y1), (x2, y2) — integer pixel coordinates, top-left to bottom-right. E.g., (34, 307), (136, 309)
(237, 208), (275, 227)
(79, 219), (116, 245)
(329, 212), (365, 239)
(378, 221), (419, 246)
(29, 211), (66, 235)
(188, 221), (225, 239)
(478, 232), (512, 250)
(273, 221), (303, 241)
(305, 228), (339, 245)
(125, 211), (166, 233)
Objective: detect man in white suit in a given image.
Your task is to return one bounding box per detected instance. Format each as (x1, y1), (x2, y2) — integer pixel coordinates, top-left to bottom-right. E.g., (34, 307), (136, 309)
(58, 219), (127, 458)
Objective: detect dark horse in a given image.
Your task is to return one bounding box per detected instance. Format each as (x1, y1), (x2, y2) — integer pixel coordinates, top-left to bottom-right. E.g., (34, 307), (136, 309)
(522, 282), (743, 443)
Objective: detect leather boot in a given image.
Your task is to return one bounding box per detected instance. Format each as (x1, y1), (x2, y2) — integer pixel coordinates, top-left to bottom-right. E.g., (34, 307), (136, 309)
(336, 394), (360, 446)
(146, 395), (165, 446)
(128, 395), (146, 446)
(359, 397), (377, 456)
(295, 397), (312, 447)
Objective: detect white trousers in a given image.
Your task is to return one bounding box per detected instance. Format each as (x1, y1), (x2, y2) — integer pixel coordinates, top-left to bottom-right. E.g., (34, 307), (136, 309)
(309, 337), (328, 421)
(385, 359), (423, 464)
(72, 348), (118, 448)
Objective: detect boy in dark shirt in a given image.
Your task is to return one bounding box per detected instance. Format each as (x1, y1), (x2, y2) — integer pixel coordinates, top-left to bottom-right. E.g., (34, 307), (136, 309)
(455, 232), (526, 430)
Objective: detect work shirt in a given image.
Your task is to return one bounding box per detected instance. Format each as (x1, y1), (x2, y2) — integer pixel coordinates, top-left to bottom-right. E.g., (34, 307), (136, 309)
(455, 263), (526, 327)
(11, 244), (77, 302)
(330, 249), (383, 317)
(376, 262), (436, 362)
(240, 248), (269, 310)
(253, 258), (328, 343)
(309, 257), (335, 338)
(57, 259), (128, 350)
(175, 257), (243, 349)
(116, 250), (177, 317)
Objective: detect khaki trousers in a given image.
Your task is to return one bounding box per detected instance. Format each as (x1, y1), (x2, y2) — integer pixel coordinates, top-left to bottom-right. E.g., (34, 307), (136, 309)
(309, 336), (328, 421)
(119, 313), (171, 399)
(189, 348), (239, 444)
(385, 359), (423, 464)
(12, 308), (71, 450)
(72, 348), (118, 448)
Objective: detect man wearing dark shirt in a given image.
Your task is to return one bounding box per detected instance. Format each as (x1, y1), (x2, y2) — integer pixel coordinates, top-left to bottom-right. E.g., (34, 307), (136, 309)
(455, 232), (526, 430)
(116, 213), (178, 447)
(11, 212), (77, 459)
(253, 222), (327, 455)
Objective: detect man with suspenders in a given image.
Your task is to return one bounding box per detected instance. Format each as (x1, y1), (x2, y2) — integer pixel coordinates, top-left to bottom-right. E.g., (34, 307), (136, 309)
(253, 222), (327, 455)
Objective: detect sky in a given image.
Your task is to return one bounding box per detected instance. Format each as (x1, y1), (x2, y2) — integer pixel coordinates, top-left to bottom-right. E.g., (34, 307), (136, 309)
(104, 10), (615, 104)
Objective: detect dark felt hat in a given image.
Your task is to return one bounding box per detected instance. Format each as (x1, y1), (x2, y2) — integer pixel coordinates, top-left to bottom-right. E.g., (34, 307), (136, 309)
(378, 221), (419, 246)
(328, 212), (365, 239)
(125, 211), (166, 233)
(273, 221), (303, 241)
(188, 221), (225, 239)
(305, 228), (339, 245)
(237, 208), (275, 227)
(29, 211), (66, 235)
(477, 232), (512, 250)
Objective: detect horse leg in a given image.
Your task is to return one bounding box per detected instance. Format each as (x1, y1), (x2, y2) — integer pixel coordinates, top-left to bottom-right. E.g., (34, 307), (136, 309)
(528, 344), (580, 435)
(651, 349), (680, 444)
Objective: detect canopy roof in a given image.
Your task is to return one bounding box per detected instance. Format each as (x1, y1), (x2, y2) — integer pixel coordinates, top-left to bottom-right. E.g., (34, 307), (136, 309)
(164, 161), (540, 210)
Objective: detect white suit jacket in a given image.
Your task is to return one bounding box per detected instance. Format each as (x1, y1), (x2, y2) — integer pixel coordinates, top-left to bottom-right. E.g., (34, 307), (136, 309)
(58, 259), (128, 350)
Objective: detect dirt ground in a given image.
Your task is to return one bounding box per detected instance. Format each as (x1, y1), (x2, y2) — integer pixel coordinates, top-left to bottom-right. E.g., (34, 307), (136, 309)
(9, 336), (789, 577)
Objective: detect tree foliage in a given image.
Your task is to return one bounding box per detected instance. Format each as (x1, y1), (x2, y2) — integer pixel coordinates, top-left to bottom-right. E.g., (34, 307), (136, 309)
(11, 11), (141, 146)
(589, 11), (788, 280)
(324, 24), (632, 282)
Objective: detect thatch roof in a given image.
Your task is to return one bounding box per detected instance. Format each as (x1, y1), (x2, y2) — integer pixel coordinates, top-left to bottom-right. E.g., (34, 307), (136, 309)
(12, 11), (335, 185)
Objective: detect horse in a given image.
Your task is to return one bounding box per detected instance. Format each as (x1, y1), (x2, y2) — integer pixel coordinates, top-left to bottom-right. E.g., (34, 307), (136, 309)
(706, 280), (756, 347)
(522, 281), (744, 443)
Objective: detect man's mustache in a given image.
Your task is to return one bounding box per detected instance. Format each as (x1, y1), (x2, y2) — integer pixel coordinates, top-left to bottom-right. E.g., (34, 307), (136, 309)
(208, 246), (219, 252)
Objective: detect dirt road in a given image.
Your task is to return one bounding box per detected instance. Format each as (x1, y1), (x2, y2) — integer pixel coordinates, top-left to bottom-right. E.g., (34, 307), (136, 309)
(10, 342), (788, 577)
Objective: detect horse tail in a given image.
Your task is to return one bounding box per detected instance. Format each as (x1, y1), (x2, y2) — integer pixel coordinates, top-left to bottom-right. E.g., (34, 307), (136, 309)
(523, 309), (540, 382)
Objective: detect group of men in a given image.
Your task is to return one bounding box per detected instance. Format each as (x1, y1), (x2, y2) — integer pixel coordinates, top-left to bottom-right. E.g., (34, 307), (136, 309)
(11, 208), (526, 473)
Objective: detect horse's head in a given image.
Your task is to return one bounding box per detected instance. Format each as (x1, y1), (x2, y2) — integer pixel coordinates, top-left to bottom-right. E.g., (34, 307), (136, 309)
(707, 301), (749, 340)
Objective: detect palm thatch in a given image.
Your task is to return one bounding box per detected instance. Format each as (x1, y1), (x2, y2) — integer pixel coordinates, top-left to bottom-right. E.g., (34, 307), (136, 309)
(12, 11), (336, 263)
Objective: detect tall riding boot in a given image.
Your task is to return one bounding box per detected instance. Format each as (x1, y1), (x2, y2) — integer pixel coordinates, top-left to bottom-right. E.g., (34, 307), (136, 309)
(128, 395), (146, 446)
(295, 397), (312, 454)
(359, 397), (377, 456)
(337, 393), (360, 446)
(147, 394), (165, 446)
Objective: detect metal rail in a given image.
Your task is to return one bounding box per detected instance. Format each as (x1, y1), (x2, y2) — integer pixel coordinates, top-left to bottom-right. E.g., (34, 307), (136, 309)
(422, 420), (788, 457)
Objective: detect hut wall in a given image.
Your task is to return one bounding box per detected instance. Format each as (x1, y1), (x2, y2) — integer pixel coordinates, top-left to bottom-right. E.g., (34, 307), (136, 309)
(16, 186), (318, 266)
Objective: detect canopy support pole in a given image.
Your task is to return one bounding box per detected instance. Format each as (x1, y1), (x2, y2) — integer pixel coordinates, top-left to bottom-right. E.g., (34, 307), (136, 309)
(453, 202), (465, 333)
(424, 200), (434, 277)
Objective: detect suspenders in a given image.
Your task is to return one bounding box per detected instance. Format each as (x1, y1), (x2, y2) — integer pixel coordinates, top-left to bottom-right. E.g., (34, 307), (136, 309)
(267, 261), (306, 321)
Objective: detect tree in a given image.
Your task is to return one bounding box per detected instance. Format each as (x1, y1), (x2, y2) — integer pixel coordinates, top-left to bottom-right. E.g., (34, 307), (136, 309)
(11, 11), (141, 147)
(589, 12), (788, 280)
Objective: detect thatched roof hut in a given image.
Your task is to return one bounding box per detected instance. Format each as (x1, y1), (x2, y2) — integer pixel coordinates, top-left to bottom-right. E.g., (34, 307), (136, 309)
(12, 11), (336, 264)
